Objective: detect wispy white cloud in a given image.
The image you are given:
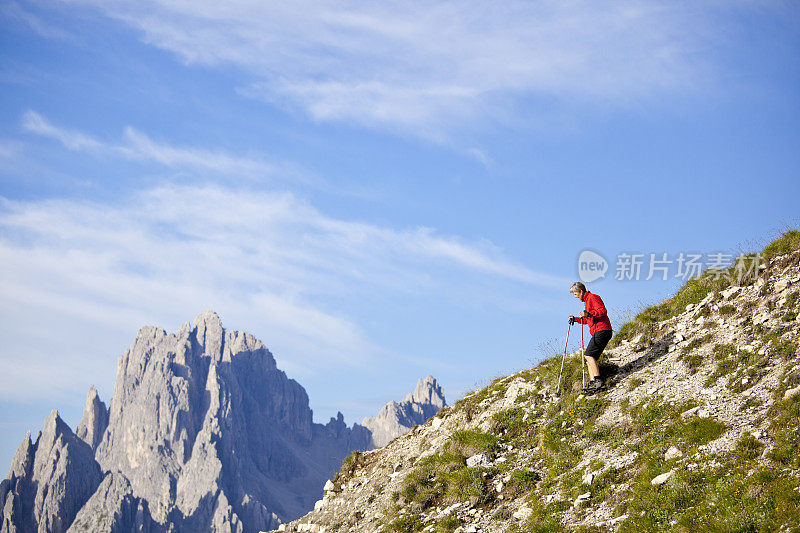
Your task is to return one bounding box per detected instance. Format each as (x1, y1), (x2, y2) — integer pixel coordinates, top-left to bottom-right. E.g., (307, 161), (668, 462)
(0, 184), (563, 401)
(21, 110), (278, 178)
(62, 0), (749, 140)
(22, 111), (104, 152)
(1, 1), (73, 40)
(0, 140), (21, 160)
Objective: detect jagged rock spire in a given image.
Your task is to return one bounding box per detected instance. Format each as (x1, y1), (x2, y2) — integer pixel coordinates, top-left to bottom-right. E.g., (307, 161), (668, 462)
(76, 386), (109, 453)
(1, 410), (102, 533)
(362, 376), (447, 448)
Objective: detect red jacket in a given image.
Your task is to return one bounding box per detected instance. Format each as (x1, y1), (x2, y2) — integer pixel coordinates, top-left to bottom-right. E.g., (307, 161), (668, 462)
(574, 291), (612, 335)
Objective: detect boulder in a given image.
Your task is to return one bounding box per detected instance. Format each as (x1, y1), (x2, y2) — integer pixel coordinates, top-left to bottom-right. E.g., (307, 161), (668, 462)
(651, 471), (674, 486)
(466, 453), (491, 467)
(664, 446), (683, 460)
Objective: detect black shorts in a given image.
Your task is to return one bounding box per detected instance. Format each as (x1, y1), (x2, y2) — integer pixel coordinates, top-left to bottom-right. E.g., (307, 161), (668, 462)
(584, 329), (612, 361)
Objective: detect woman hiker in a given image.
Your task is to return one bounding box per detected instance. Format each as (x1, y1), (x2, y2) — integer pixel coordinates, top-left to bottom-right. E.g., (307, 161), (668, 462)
(569, 282), (613, 393)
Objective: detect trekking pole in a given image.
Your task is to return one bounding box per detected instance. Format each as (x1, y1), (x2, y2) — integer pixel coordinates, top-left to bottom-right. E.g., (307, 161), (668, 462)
(581, 323), (586, 388)
(556, 322), (572, 396)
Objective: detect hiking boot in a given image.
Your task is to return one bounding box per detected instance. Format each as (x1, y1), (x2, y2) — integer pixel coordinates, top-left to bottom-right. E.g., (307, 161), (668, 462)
(582, 378), (604, 394)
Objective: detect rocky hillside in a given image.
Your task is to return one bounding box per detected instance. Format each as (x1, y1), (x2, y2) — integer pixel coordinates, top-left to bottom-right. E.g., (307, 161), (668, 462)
(0, 312), (445, 532)
(273, 231), (800, 532)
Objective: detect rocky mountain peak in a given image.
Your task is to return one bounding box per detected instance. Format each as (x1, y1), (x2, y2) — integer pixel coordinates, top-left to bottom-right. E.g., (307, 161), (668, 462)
(89, 312), (370, 530)
(361, 376), (448, 448)
(2, 410), (102, 533)
(2, 309), (450, 532)
(192, 309), (226, 360)
(75, 386), (108, 453)
(403, 375), (446, 408)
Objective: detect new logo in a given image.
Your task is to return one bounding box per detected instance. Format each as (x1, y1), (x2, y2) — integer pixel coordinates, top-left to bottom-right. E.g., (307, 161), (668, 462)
(577, 250), (608, 283)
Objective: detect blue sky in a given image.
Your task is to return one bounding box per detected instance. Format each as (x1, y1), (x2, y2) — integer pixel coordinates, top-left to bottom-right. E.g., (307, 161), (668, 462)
(1, 0), (799, 469)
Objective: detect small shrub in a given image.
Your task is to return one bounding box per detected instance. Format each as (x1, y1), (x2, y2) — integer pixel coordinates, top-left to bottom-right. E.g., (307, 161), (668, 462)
(712, 343), (737, 361)
(733, 434), (764, 461)
(449, 430), (499, 456)
(628, 376), (644, 390)
(507, 468), (540, 496)
(336, 450), (364, 483)
(444, 467), (488, 501)
(433, 516), (462, 533)
(718, 305), (736, 315)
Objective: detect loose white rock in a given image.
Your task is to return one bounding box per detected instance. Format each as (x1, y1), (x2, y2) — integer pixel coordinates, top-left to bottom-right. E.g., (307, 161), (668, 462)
(466, 453), (491, 467)
(664, 446), (683, 460)
(573, 492), (591, 507)
(651, 471), (674, 486)
(722, 286), (741, 299)
(681, 406), (701, 419)
(784, 385), (800, 400)
(513, 507), (533, 520)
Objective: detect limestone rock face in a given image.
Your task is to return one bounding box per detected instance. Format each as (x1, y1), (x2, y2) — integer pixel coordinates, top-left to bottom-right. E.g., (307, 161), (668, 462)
(1, 311), (434, 532)
(0, 410), (103, 533)
(93, 311), (371, 532)
(66, 472), (155, 533)
(361, 375), (447, 447)
(76, 386), (109, 453)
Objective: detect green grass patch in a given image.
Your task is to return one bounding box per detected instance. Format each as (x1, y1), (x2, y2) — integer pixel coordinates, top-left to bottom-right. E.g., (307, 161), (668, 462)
(618, 459), (800, 532)
(397, 431), (500, 512)
(385, 511), (424, 533)
(505, 499), (569, 533)
(767, 394), (800, 468)
(758, 325), (795, 361)
(625, 398), (724, 456)
(491, 408), (536, 447)
(763, 229), (800, 259)
(506, 467), (541, 497)
(628, 376), (644, 390)
(432, 516), (462, 532)
(449, 429), (499, 456)
(733, 434), (764, 461)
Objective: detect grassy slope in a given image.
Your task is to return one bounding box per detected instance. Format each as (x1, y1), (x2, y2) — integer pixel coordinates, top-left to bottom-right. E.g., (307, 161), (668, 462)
(342, 230), (800, 532)
(322, 230), (800, 533)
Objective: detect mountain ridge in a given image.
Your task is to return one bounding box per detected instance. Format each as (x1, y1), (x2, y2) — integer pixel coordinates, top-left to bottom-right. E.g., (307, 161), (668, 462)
(362, 376), (447, 448)
(1, 311), (446, 532)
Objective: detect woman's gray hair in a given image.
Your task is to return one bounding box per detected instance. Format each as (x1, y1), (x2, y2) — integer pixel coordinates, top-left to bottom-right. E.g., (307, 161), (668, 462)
(570, 281), (586, 293)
